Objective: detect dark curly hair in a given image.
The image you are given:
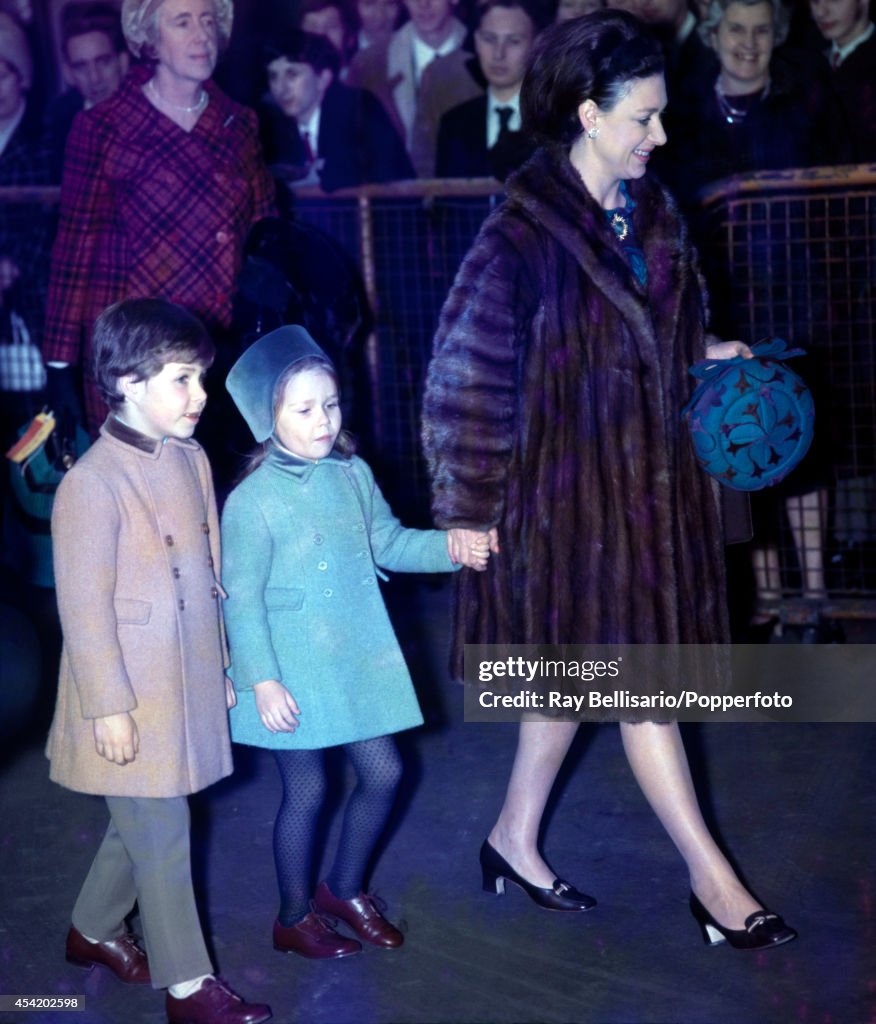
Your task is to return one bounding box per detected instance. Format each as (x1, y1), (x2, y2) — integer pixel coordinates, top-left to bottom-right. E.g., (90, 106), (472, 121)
(521, 9), (664, 146)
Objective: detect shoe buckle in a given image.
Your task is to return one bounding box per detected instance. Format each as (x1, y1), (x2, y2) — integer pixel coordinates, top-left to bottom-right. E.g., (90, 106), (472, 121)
(362, 893), (387, 916)
(746, 912), (777, 933)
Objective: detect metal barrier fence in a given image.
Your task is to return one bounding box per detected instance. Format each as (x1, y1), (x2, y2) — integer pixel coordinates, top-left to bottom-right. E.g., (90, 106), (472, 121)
(699, 164), (876, 624)
(5, 168), (876, 622)
(288, 179), (505, 525)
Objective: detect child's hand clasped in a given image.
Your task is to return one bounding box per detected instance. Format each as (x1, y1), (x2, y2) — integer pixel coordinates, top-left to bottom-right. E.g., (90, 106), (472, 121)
(447, 527), (499, 572)
(254, 679), (301, 734)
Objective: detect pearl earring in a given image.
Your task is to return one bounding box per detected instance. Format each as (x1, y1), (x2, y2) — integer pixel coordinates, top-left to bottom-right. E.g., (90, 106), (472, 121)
(587, 126), (599, 139)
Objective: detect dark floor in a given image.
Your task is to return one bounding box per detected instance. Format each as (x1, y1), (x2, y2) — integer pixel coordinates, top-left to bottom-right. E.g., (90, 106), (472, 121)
(1, 576), (875, 1024)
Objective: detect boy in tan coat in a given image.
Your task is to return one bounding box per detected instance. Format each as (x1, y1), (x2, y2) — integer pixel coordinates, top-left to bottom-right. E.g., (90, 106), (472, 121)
(46, 299), (271, 1024)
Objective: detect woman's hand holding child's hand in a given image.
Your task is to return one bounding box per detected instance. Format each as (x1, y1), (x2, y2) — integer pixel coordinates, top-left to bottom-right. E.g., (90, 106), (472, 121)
(93, 712), (139, 765)
(254, 679), (301, 734)
(447, 527), (500, 571)
(225, 676), (237, 710)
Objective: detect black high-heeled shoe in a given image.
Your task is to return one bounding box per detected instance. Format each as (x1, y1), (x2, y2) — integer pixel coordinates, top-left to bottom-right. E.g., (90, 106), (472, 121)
(689, 893), (797, 950)
(479, 840), (596, 912)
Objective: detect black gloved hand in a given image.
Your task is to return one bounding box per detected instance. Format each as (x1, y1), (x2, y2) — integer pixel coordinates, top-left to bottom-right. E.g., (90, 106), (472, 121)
(45, 365), (82, 422)
(45, 364), (85, 460)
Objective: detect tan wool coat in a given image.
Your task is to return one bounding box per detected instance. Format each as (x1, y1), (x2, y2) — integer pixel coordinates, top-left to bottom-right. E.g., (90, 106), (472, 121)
(46, 418), (233, 797)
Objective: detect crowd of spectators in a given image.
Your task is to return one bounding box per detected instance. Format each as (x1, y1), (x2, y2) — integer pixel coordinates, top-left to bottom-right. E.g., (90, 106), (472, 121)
(0, 0), (874, 619)
(4, 0), (873, 208)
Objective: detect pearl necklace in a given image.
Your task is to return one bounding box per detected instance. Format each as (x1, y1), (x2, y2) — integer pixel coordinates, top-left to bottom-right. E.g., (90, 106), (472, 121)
(147, 77), (208, 114)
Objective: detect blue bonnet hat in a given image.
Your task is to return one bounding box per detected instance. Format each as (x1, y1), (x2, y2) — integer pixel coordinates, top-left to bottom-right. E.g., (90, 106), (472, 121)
(226, 325), (330, 442)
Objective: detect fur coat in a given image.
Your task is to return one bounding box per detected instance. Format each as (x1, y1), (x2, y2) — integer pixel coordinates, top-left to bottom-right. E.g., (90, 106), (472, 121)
(422, 145), (729, 688)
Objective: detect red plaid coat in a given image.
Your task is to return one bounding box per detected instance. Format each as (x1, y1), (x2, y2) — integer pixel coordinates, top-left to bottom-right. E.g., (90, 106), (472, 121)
(44, 64), (276, 431)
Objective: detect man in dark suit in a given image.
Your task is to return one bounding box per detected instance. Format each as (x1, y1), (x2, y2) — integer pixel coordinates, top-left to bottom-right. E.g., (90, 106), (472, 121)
(44, 2), (129, 182)
(260, 29), (414, 193)
(435, 0), (545, 181)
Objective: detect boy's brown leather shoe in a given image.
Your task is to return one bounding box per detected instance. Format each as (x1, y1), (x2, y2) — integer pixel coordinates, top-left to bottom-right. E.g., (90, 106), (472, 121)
(65, 925), (151, 984)
(166, 978), (271, 1024)
(312, 881), (404, 948)
(272, 912), (361, 958)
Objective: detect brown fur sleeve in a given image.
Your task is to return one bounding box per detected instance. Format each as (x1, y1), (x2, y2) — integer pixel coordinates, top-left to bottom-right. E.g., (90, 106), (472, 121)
(422, 218), (536, 529)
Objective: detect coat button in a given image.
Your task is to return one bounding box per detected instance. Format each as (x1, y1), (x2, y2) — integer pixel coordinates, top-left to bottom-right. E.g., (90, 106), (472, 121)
(173, 567), (181, 579)
(313, 534), (324, 545)
(210, 587), (219, 598)
(318, 561), (328, 570)
(216, 230), (229, 244)
(201, 523), (210, 534)
(178, 599), (186, 611)
(362, 576), (375, 585)
(207, 556), (214, 567)
(165, 535), (174, 546)
(323, 588), (333, 597)
(354, 523), (365, 532)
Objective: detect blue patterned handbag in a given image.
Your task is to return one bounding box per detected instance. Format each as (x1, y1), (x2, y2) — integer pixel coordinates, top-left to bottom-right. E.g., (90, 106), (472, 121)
(682, 338), (815, 491)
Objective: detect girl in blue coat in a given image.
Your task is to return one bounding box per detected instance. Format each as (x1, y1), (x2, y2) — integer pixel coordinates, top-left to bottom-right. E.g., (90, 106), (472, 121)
(221, 326), (489, 959)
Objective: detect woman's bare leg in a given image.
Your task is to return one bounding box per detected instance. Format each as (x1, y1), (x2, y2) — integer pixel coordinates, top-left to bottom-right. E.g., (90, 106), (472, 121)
(620, 721), (761, 929)
(487, 718), (767, 925)
(487, 718), (579, 887)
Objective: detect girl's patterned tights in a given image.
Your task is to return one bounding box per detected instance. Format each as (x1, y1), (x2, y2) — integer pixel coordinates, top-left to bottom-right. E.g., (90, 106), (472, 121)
(272, 735), (403, 926)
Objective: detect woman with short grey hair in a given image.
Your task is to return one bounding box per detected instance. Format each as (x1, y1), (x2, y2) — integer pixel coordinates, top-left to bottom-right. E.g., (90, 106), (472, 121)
(44, 0), (275, 462)
(655, 0), (846, 197)
(121, 0), (234, 58)
(697, 0), (789, 47)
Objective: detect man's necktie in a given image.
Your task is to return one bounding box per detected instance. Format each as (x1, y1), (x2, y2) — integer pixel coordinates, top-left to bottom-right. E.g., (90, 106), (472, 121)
(495, 105), (513, 145)
(301, 128), (315, 162)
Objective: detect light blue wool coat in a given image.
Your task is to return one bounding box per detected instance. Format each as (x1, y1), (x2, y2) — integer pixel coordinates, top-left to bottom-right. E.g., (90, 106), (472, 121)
(221, 446), (457, 749)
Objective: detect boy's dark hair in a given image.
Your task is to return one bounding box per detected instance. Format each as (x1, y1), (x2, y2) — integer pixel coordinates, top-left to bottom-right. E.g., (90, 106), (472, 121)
(471, 0), (552, 35)
(263, 28), (341, 77)
(297, 0), (358, 50)
(91, 298), (215, 408)
(61, 1), (125, 58)
(297, 0), (355, 27)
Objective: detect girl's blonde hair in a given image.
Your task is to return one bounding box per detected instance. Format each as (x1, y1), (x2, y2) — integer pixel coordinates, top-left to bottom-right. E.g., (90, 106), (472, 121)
(237, 355), (356, 482)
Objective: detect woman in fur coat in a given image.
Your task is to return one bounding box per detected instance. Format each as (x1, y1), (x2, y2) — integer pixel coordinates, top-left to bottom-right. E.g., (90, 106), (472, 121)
(422, 11), (796, 950)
